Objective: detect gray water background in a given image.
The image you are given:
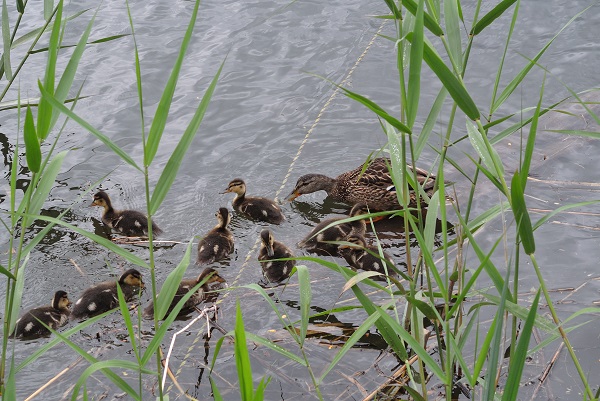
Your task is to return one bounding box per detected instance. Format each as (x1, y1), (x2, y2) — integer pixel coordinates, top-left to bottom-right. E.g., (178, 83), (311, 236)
(1, 0), (599, 399)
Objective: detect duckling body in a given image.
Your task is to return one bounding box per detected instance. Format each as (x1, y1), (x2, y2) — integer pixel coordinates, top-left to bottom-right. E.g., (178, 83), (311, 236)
(298, 203), (369, 255)
(92, 191), (162, 237)
(287, 157), (436, 211)
(71, 269), (144, 320)
(339, 233), (397, 279)
(259, 229), (295, 283)
(12, 291), (71, 339)
(222, 179), (285, 224)
(143, 268), (226, 319)
(197, 208), (234, 265)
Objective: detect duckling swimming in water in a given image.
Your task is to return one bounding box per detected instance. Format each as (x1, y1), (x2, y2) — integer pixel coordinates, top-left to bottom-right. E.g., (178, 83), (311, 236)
(298, 203), (370, 255)
(287, 157), (437, 211)
(258, 229), (295, 283)
(92, 191), (162, 237)
(70, 269), (144, 320)
(11, 291), (71, 339)
(222, 179), (285, 224)
(197, 208), (235, 265)
(338, 233), (397, 279)
(143, 268), (226, 319)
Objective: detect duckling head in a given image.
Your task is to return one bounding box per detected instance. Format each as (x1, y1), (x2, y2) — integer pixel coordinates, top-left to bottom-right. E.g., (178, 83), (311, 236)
(349, 203), (370, 217)
(216, 207), (231, 228)
(221, 179), (246, 196)
(260, 229), (275, 257)
(52, 290), (72, 310)
(286, 174), (335, 201)
(339, 233), (367, 250)
(197, 268), (226, 286)
(120, 269), (145, 288)
(91, 191), (112, 210)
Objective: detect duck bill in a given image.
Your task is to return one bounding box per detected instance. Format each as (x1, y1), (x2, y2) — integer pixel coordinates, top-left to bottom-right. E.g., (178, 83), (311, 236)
(219, 188), (230, 195)
(286, 190), (300, 202)
(90, 200), (100, 207)
(265, 244), (275, 257)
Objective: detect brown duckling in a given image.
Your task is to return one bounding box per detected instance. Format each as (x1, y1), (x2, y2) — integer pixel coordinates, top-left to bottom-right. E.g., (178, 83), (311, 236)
(258, 229), (295, 283)
(91, 191), (162, 237)
(286, 157), (436, 211)
(11, 291), (71, 339)
(143, 268), (226, 319)
(222, 179), (285, 224)
(197, 207), (235, 265)
(298, 203), (370, 255)
(70, 269), (145, 320)
(338, 233), (397, 279)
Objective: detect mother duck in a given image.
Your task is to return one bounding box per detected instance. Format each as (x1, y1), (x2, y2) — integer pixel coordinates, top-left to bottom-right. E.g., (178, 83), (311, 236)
(286, 157), (437, 211)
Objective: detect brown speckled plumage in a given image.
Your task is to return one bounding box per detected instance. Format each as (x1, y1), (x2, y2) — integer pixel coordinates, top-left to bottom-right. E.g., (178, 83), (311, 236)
(287, 157), (436, 211)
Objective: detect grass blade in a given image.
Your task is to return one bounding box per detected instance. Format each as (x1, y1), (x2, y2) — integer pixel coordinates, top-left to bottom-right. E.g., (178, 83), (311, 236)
(44, 0), (53, 20)
(511, 171), (535, 255)
(406, 0), (424, 128)
(23, 105), (41, 172)
(153, 240), (192, 320)
(8, 253), (28, 335)
(150, 58), (225, 214)
(145, 0), (201, 165)
(2, 0), (13, 80)
(296, 265), (311, 346)
(71, 359), (149, 401)
(25, 150), (67, 226)
(235, 300), (254, 400)
(471, 0), (517, 35)
(521, 76), (544, 189)
(244, 333), (307, 366)
(401, 0), (444, 36)
(444, 0), (462, 70)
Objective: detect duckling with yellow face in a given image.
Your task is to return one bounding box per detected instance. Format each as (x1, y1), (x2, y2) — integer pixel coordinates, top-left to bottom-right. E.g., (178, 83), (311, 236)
(70, 269), (145, 320)
(197, 208), (235, 265)
(222, 179), (285, 224)
(11, 291), (71, 339)
(91, 191), (162, 237)
(143, 268), (226, 319)
(338, 233), (397, 280)
(258, 229), (295, 283)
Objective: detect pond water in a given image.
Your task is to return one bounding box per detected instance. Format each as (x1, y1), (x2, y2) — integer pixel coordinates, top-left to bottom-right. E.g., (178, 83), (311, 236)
(1, 0), (600, 399)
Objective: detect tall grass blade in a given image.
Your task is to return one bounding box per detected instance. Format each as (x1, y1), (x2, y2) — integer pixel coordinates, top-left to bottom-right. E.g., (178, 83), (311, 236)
(37, 0), (62, 140)
(491, 6), (591, 113)
(2, 0), (13, 80)
(16, 0), (23, 13)
(24, 150), (67, 226)
(11, 9), (90, 48)
(466, 120), (504, 179)
(244, 333), (307, 366)
(235, 300), (254, 400)
(401, 0), (444, 36)
(8, 253), (27, 334)
(532, 200), (600, 230)
(23, 105), (41, 172)
(296, 265), (311, 346)
(71, 359), (149, 400)
(444, 0), (462, 70)
(116, 284), (140, 362)
(510, 172), (535, 254)
(145, 0), (201, 166)
(471, 0), (517, 35)
(406, 0), (424, 128)
(383, 0), (400, 19)
(150, 58), (225, 214)
(210, 377), (224, 401)
(38, 83), (141, 171)
(154, 240), (192, 320)
(416, 87), (447, 158)
(502, 290), (540, 401)
(407, 33), (479, 120)
(521, 77), (544, 189)
(44, 0), (53, 20)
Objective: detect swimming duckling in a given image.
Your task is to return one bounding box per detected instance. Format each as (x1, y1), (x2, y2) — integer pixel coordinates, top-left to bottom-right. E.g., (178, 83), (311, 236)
(197, 208), (235, 265)
(11, 291), (71, 339)
(298, 203), (370, 255)
(222, 179), (285, 224)
(92, 191), (162, 237)
(338, 233), (397, 279)
(70, 269), (145, 320)
(143, 268), (226, 319)
(258, 229), (295, 283)
(287, 157), (436, 211)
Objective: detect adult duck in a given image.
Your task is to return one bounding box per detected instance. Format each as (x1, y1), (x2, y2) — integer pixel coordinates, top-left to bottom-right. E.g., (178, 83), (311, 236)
(286, 157), (436, 211)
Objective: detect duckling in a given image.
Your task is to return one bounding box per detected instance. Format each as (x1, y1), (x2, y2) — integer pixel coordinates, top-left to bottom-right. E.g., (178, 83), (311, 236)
(11, 291), (71, 339)
(143, 268), (226, 319)
(338, 233), (397, 279)
(286, 157), (436, 211)
(197, 208), (235, 265)
(222, 179), (285, 224)
(91, 191), (162, 237)
(298, 203), (370, 255)
(70, 269), (145, 320)
(258, 229), (295, 283)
